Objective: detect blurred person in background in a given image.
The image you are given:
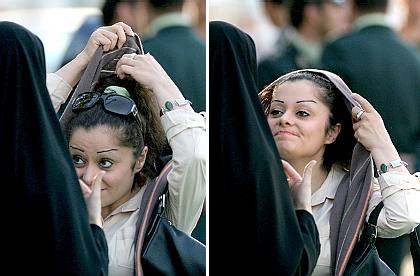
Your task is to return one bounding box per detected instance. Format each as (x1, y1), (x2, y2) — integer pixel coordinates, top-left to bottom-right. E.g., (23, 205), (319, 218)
(320, 0), (420, 273)
(60, 0), (147, 68)
(399, 0), (420, 52)
(261, 0), (291, 57)
(184, 0), (206, 41)
(258, 0), (352, 90)
(141, 0), (206, 113)
(140, 0), (206, 243)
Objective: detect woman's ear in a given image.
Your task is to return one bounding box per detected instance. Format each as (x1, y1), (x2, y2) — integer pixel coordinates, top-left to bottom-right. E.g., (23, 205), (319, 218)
(134, 146), (148, 173)
(325, 123), (341, 144)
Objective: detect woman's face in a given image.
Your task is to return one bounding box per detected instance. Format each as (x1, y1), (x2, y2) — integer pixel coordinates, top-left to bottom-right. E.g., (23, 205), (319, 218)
(69, 125), (147, 211)
(267, 80), (339, 164)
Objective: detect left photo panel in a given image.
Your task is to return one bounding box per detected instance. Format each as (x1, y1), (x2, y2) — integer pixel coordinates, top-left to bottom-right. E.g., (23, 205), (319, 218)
(0, 0), (207, 275)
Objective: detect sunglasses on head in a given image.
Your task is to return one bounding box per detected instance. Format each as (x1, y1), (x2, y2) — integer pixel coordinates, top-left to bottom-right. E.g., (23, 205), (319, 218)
(72, 92), (143, 132)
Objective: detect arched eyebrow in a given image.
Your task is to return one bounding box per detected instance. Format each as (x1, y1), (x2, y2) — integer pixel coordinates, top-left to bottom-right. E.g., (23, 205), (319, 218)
(97, 149), (118, 154)
(70, 145), (84, 152)
(272, 100), (317, 104)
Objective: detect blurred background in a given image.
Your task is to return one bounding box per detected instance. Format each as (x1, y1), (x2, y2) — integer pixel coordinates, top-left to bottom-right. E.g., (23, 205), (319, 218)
(0, 0), (204, 72)
(0, 0), (102, 72)
(209, 0), (411, 61)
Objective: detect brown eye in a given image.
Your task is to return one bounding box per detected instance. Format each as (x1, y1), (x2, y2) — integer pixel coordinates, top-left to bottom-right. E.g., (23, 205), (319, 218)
(72, 155), (85, 166)
(296, 110), (310, 117)
(269, 109), (284, 118)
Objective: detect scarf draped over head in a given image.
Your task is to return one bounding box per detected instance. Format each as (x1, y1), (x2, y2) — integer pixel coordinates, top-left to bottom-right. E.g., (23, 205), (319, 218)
(260, 69), (373, 276)
(0, 21), (108, 274)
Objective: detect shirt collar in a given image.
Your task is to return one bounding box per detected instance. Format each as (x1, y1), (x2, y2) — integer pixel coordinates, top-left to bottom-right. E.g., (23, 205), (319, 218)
(105, 187), (145, 219)
(145, 12), (190, 38)
(312, 165), (346, 206)
(354, 13), (391, 31)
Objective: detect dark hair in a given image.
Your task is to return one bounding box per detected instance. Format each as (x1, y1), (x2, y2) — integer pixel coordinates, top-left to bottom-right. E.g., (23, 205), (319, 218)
(101, 0), (138, 25)
(353, 0), (388, 12)
(264, 0), (287, 4)
(65, 75), (168, 188)
(149, 0), (184, 9)
(259, 71), (356, 171)
(289, 0), (321, 28)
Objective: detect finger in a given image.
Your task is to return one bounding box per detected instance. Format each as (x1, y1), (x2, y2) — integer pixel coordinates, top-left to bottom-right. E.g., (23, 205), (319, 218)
(114, 22), (134, 36)
(93, 32), (113, 52)
(79, 179), (92, 197)
(116, 64), (136, 79)
(302, 160), (316, 181)
(113, 25), (127, 48)
(92, 171), (105, 197)
(100, 29), (118, 51)
(281, 160), (302, 182)
(351, 93), (375, 113)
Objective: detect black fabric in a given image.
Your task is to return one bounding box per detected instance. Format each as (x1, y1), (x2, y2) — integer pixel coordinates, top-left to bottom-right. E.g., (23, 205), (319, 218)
(376, 234), (411, 274)
(209, 20), (320, 275)
(143, 25), (206, 112)
(410, 226), (420, 275)
(344, 202), (395, 276)
(0, 21), (108, 275)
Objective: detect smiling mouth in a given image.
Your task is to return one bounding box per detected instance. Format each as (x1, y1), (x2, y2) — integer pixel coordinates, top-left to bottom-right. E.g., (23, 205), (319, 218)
(275, 130), (297, 137)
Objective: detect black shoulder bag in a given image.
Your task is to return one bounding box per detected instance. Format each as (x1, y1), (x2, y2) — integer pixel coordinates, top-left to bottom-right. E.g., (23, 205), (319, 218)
(134, 161), (206, 276)
(344, 202), (396, 275)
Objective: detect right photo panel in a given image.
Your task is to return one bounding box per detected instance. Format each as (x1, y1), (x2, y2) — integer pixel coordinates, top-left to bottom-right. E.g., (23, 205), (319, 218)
(209, 0), (420, 275)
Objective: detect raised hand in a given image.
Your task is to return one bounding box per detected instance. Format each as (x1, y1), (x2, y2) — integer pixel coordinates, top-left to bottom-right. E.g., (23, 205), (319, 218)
(79, 171), (105, 227)
(281, 160), (316, 213)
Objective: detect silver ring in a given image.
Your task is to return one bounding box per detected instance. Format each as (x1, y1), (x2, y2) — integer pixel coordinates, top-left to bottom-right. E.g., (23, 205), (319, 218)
(128, 53), (136, 60)
(356, 109), (365, 121)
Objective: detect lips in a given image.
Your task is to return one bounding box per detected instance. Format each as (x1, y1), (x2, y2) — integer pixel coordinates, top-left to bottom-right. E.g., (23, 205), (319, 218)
(274, 130), (298, 137)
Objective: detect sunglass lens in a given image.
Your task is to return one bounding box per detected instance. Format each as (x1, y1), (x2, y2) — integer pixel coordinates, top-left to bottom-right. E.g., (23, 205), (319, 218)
(73, 93), (100, 110)
(104, 95), (133, 115)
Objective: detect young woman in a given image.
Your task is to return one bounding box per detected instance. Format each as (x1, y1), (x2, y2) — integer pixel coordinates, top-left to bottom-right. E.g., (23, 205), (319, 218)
(48, 23), (206, 275)
(259, 69), (420, 275)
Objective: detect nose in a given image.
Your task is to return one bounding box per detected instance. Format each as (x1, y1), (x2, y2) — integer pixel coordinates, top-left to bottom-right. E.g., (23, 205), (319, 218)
(80, 164), (100, 187)
(278, 111), (293, 126)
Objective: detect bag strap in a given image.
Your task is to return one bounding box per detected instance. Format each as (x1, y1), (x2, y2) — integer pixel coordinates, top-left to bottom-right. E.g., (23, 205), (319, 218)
(363, 201), (384, 246)
(368, 201), (384, 226)
(134, 160), (173, 276)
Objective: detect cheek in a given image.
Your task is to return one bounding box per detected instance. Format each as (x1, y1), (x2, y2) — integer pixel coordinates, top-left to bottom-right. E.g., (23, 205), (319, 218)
(267, 118), (276, 132)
